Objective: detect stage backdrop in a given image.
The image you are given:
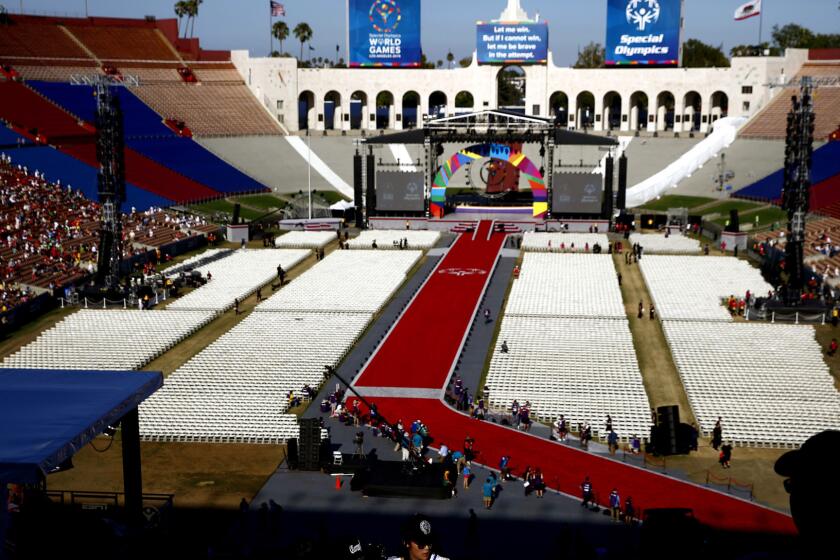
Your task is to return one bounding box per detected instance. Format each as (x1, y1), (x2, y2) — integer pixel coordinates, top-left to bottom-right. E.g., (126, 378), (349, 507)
(552, 173), (603, 214)
(376, 171), (425, 211)
(605, 0), (683, 66)
(476, 21), (548, 65)
(348, 0), (422, 68)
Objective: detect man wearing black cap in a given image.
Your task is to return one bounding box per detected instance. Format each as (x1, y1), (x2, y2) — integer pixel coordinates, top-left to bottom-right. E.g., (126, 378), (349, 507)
(387, 514), (450, 560)
(774, 430), (840, 555)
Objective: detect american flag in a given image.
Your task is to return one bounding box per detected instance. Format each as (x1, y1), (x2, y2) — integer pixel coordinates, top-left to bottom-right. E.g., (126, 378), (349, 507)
(270, 1), (286, 17)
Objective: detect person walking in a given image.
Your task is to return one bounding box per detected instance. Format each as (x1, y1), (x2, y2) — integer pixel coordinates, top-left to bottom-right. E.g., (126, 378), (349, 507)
(607, 429), (619, 455)
(720, 442), (733, 468)
(638, 300), (644, 319)
(712, 417), (723, 450)
(234, 297), (240, 315)
(462, 462), (472, 490)
(609, 488), (621, 522)
(649, 303), (655, 320)
(482, 475), (496, 509)
(624, 496), (635, 524)
(533, 468), (546, 498)
(580, 476), (593, 509)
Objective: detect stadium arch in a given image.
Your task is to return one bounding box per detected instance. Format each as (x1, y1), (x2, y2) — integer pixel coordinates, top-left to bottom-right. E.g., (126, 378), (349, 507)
(375, 90), (395, 129)
(324, 90), (341, 130)
(549, 91), (569, 125)
(402, 91), (421, 129)
(298, 90), (316, 130)
(602, 91), (622, 132)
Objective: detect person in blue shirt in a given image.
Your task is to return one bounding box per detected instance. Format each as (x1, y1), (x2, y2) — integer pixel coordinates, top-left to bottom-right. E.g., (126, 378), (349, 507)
(482, 475), (496, 509)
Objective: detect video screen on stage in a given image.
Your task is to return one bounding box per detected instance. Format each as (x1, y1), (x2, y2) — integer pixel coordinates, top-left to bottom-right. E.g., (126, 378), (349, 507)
(348, 0), (422, 68)
(605, 0), (683, 67)
(376, 171), (425, 211)
(552, 173), (603, 214)
(476, 21), (548, 65)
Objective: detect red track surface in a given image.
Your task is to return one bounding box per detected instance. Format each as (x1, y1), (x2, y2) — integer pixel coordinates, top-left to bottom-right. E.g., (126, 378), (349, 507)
(355, 221), (506, 389)
(351, 220), (795, 535)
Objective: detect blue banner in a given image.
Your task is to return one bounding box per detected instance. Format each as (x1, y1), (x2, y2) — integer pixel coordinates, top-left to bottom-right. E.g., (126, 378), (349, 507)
(348, 0), (421, 68)
(476, 22), (548, 65)
(605, 0), (682, 66)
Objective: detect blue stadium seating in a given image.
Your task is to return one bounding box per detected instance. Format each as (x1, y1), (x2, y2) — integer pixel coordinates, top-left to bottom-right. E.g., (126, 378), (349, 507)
(127, 137), (266, 194)
(1, 138), (172, 212)
(735, 142), (840, 201)
(28, 81), (267, 195)
(27, 81), (174, 138)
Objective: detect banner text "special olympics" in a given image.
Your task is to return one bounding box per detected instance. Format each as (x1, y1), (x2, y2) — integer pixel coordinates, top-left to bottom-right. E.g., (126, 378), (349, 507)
(614, 33), (670, 56)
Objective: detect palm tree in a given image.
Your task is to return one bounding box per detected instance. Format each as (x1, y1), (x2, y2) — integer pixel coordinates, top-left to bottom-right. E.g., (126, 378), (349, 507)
(293, 23), (313, 64)
(187, 0), (203, 39)
(272, 20), (289, 55)
(446, 50), (454, 69)
(174, 1), (190, 38)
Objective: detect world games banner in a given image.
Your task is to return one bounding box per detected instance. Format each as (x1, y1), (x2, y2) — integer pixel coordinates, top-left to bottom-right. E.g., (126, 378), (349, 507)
(348, 0), (422, 68)
(476, 22), (548, 65)
(605, 0), (683, 66)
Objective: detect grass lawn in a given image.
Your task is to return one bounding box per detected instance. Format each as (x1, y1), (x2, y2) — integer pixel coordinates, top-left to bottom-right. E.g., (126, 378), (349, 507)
(699, 200), (761, 217)
(714, 206), (787, 228)
(190, 199), (268, 222)
(635, 195), (716, 212)
(233, 194), (288, 211)
(312, 190), (349, 204)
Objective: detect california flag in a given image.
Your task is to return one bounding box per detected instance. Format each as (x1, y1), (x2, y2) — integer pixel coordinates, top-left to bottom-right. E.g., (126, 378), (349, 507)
(734, 0), (762, 21)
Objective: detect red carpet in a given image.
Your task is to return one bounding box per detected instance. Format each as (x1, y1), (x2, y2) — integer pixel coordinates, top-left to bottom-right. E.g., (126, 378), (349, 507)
(355, 221), (506, 389)
(350, 219), (795, 535)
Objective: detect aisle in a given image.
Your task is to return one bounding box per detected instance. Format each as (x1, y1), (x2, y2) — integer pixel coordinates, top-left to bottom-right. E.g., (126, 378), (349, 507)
(354, 220), (506, 389)
(348, 220), (795, 535)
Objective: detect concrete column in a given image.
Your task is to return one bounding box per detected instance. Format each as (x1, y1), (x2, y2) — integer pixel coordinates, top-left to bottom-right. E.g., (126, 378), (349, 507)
(593, 95), (604, 132)
(568, 98), (578, 130)
(313, 93), (324, 131)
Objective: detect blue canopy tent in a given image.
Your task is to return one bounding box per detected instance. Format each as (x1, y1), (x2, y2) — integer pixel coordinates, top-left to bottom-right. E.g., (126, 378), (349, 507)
(0, 369), (162, 542)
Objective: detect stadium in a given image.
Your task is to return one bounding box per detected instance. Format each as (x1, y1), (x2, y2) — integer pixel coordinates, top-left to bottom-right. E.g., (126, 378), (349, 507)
(0, 0), (839, 558)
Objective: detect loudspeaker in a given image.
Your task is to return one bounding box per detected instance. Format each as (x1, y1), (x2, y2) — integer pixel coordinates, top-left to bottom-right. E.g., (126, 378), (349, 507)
(602, 155), (614, 220)
(232, 203), (241, 225)
(286, 438), (299, 470)
(656, 405), (679, 456)
(353, 153), (364, 228)
(726, 209), (740, 233)
(297, 418), (322, 471)
(616, 154), (628, 211)
(365, 153), (376, 221)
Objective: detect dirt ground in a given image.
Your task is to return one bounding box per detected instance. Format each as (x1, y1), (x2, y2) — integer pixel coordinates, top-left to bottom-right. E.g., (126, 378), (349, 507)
(47, 437), (285, 510)
(615, 247), (793, 512)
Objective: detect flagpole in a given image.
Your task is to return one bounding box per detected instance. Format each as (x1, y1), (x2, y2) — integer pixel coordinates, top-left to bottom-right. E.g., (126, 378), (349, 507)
(758, 2), (764, 48)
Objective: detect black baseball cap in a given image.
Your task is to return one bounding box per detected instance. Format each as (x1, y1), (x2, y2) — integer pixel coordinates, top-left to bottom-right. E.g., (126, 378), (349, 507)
(403, 514), (436, 545)
(774, 430), (840, 477)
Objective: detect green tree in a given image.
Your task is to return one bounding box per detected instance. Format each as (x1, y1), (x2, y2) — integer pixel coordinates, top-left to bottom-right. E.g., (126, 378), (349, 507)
(730, 43), (781, 57)
(446, 50), (454, 69)
(420, 53), (435, 69)
(436, 59), (443, 68)
(458, 56), (472, 68)
(681, 39), (730, 68)
(772, 23), (816, 50)
(272, 20), (289, 55)
(574, 42), (605, 69)
(293, 22), (313, 64)
(173, 1), (190, 38)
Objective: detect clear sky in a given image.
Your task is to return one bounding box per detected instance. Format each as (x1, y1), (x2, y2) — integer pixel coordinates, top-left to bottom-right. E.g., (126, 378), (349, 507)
(10, 0), (840, 65)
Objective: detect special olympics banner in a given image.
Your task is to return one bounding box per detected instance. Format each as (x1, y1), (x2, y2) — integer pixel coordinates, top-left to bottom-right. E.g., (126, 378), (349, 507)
(348, 0), (421, 68)
(605, 0), (683, 66)
(476, 22), (548, 65)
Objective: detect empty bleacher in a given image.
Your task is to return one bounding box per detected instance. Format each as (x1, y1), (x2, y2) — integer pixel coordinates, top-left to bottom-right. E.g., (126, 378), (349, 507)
(274, 231), (336, 250)
(735, 142), (840, 204)
(487, 253), (651, 440)
(0, 20), (90, 59)
(139, 249), (424, 443)
(257, 250), (422, 314)
(663, 321), (840, 447)
(628, 233), (701, 254)
(132, 83), (281, 136)
(1, 309), (216, 370)
(639, 256), (773, 322)
(64, 24), (179, 61)
(740, 63), (840, 141)
(166, 249), (310, 312)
